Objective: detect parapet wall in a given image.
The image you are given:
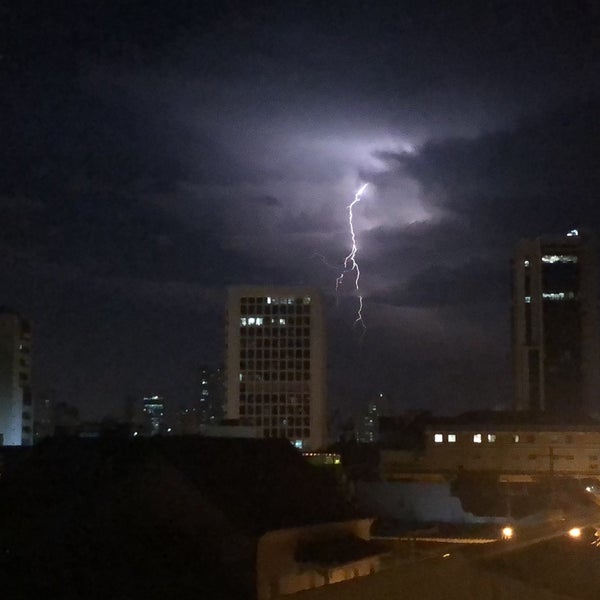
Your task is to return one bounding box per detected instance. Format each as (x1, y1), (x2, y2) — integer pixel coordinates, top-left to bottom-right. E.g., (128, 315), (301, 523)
(256, 518), (380, 600)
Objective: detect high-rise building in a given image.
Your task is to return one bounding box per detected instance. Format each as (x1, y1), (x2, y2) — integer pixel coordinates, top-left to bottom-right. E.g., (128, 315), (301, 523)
(142, 396), (166, 436)
(512, 231), (599, 414)
(225, 287), (327, 451)
(357, 393), (389, 443)
(0, 310), (33, 445)
(199, 365), (225, 425)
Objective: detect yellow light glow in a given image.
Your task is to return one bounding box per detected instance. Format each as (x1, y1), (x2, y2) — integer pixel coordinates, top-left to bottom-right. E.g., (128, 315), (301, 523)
(568, 527), (582, 539)
(501, 526), (514, 540)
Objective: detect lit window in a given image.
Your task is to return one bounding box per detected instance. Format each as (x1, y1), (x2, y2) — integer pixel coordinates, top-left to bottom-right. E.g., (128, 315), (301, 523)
(524, 260), (530, 267)
(279, 318), (286, 325)
(248, 317), (255, 325)
(473, 434), (482, 444)
(524, 296), (531, 303)
(542, 292), (575, 301)
(513, 434), (520, 443)
(434, 433), (443, 443)
(567, 229), (579, 237)
(447, 434), (456, 443)
(487, 434), (496, 443)
(267, 297), (272, 304)
(541, 255), (578, 264)
(240, 317), (247, 326)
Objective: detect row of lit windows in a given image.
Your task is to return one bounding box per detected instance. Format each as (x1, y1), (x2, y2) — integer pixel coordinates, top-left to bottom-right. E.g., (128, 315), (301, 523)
(524, 255), (579, 267)
(243, 316), (311, 327)
(241, 296), (311, 305)
(241, 316), (311, 326)
(240, 372), (310, 382)
(524, 292), (577, 303)
(434, 432), (577, 444)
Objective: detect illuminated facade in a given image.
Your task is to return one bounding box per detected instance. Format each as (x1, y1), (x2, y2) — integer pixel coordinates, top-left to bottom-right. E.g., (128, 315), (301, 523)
(0, 310), (33, 445)
(512, 232), (599, 414)
(225, 287), (327, 451)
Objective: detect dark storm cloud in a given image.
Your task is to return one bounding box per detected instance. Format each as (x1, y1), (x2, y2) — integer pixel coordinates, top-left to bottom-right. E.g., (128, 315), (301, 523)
(399, 100), (600, 238)
(363, 98), (600, 322)
(2, 0), (600, 418)
(380, 260), (507, 308)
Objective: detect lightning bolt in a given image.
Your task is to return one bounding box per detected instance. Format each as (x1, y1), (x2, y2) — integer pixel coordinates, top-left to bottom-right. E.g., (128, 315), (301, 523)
(336, 183), (368, 330)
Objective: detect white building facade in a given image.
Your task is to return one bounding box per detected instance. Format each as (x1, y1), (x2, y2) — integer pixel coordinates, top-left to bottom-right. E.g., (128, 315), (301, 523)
(225, 287), (327, 451)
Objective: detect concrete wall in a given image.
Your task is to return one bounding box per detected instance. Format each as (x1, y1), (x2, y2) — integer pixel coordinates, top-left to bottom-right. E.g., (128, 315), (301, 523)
(256, 518), (377, 600)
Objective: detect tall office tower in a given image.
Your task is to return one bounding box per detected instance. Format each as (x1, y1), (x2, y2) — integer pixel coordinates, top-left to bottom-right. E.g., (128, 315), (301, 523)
(0, 310), (33, 445)
(198, 365), (225, 426)
(512, 231), (599, 415)
(225, 287), (327, 451)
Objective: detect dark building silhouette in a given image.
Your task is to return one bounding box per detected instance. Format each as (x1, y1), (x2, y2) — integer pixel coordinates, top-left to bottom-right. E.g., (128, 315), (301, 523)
(199, 365), (225, 425)
(0, 437), (361, 598)
(512, 231), (600, 415)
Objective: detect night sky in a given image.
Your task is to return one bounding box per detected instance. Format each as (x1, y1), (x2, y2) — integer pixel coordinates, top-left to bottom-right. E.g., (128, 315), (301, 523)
(2, 2), (600, 422)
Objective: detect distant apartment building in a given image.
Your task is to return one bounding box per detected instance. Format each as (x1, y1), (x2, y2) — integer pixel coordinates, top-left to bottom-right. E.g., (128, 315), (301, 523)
(142, 396), (166, 436)
(225, 287), (327, 451)
(379, 412), (600, 480)
(0, 310), (33, 445)
(423, 419), (600, 477)
(175, 366), (225, 435)
(512, 231), (600, 415)
(34, 389), (56, 441)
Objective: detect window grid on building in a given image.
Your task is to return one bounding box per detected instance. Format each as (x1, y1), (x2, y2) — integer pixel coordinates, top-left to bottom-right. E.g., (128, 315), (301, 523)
(237, 295), (313, 440)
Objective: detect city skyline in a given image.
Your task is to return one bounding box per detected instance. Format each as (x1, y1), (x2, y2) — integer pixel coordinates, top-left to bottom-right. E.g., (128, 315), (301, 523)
(2, 2), (600, 420)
